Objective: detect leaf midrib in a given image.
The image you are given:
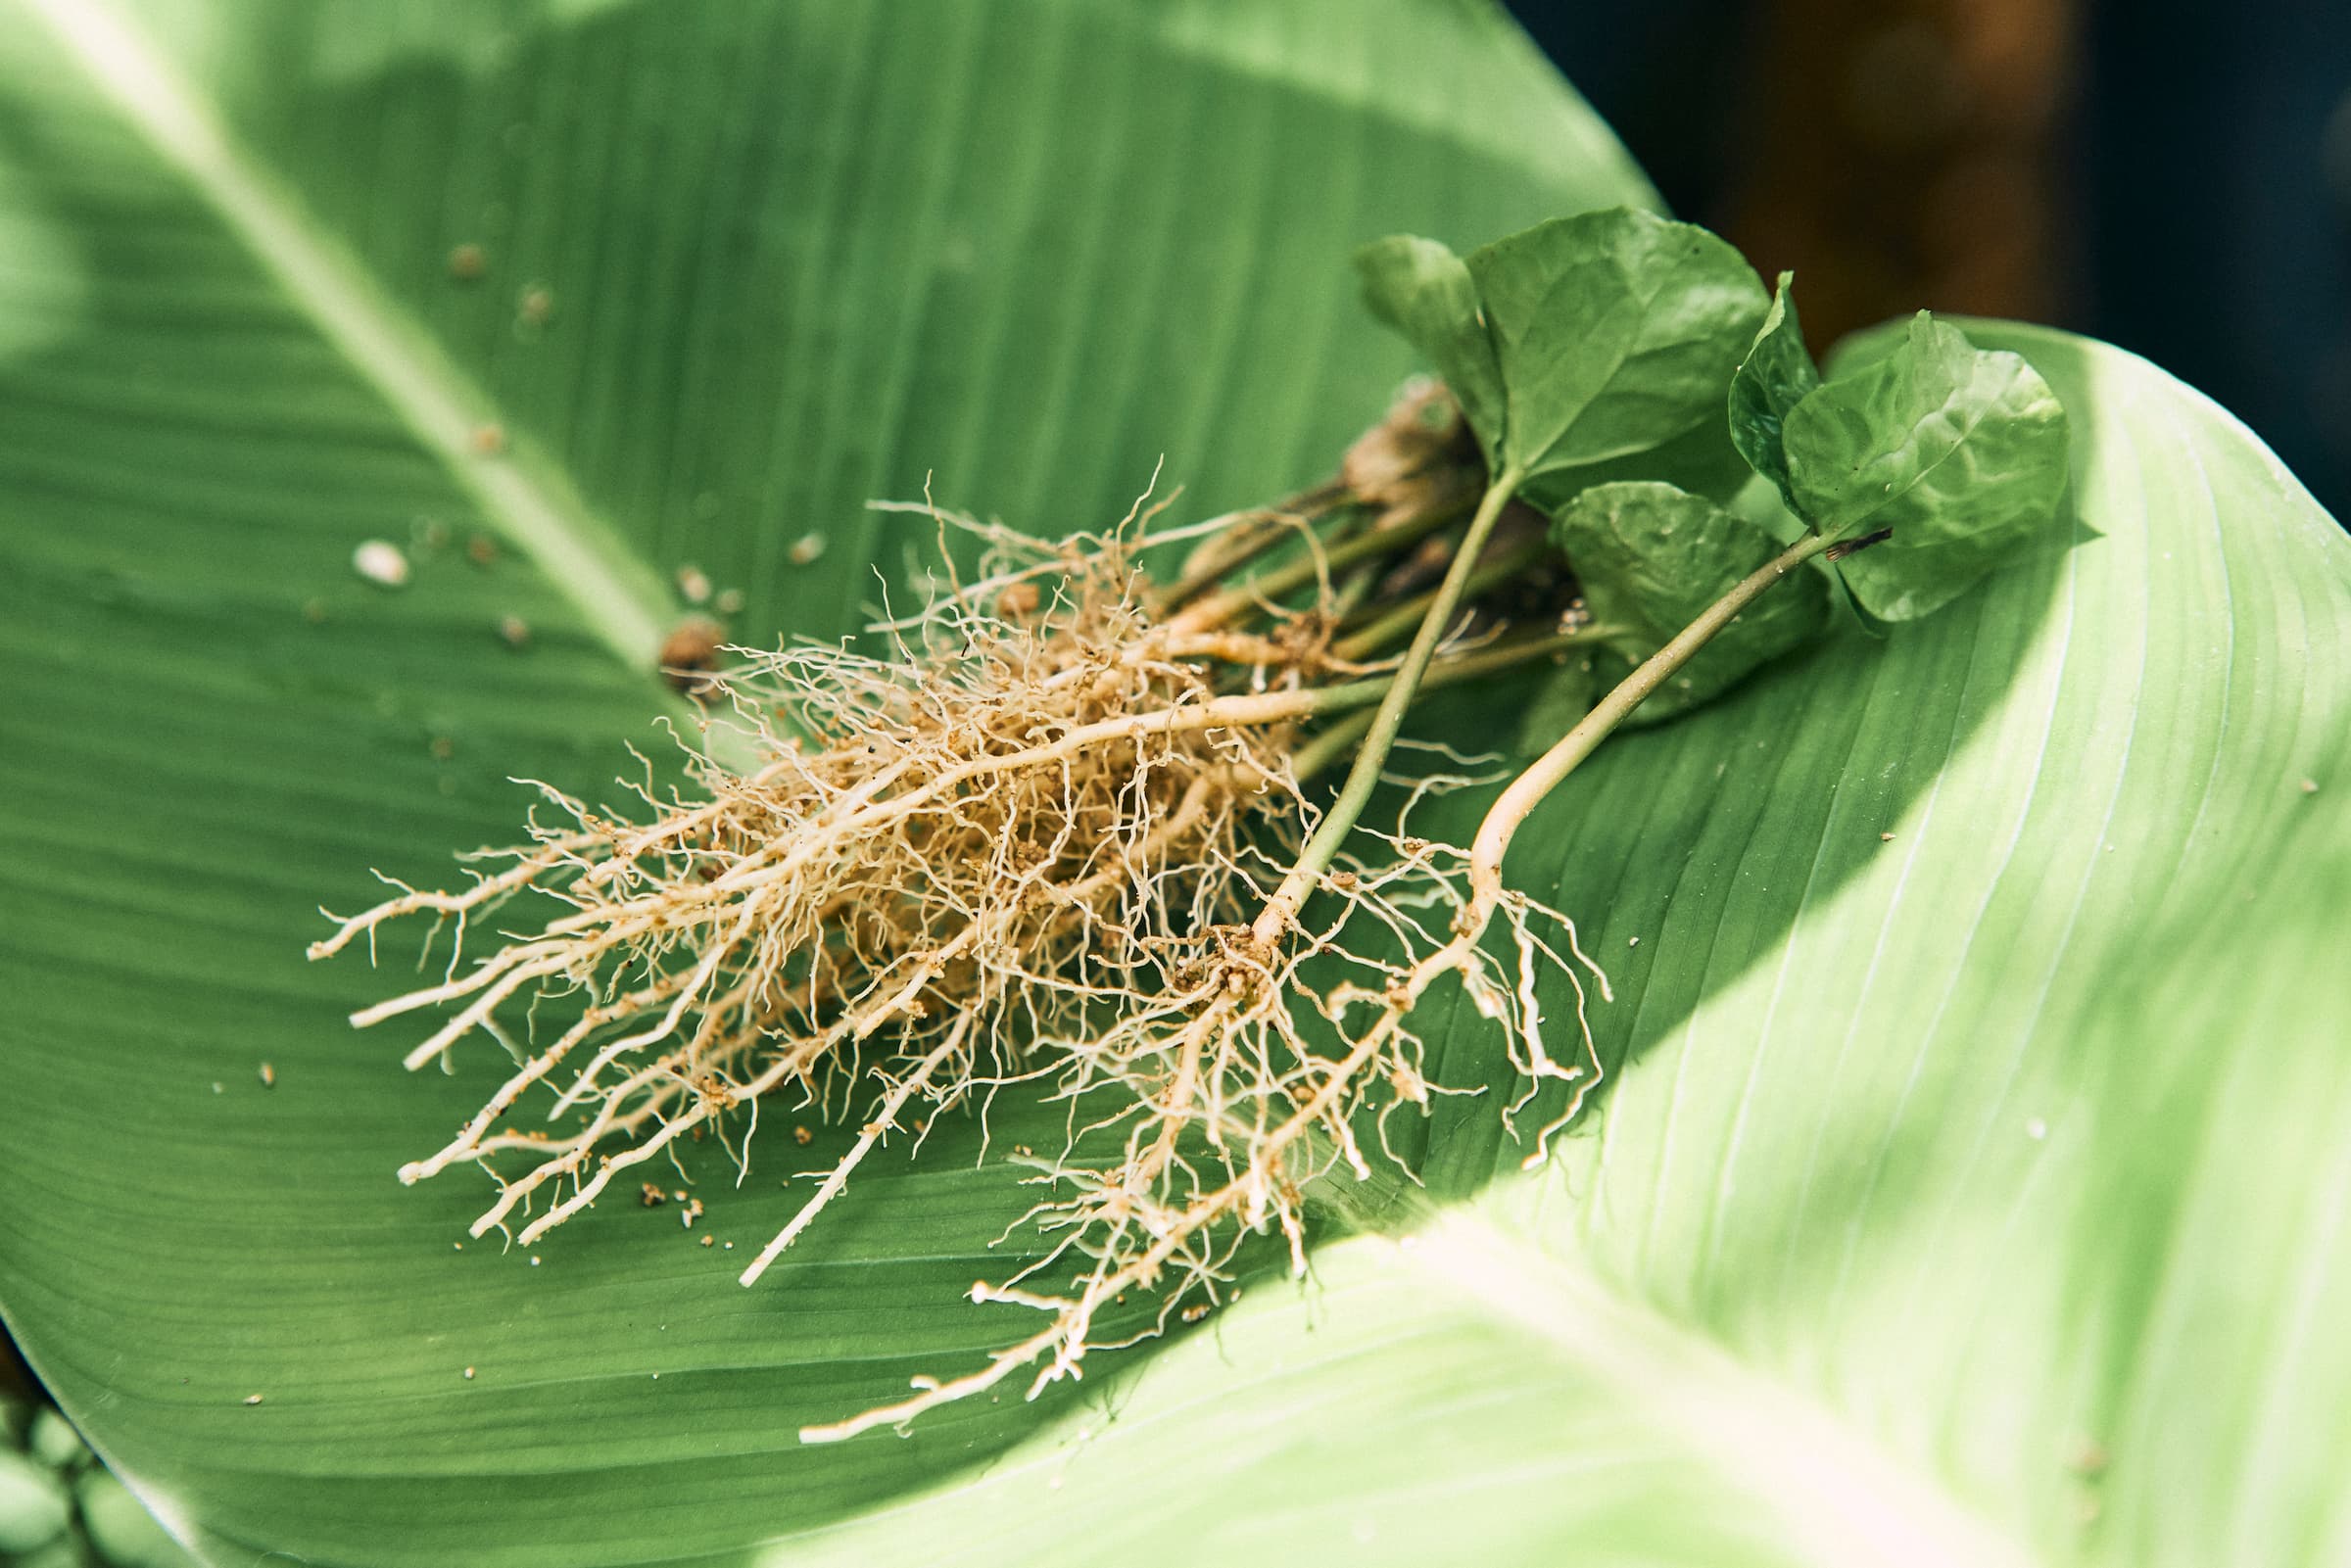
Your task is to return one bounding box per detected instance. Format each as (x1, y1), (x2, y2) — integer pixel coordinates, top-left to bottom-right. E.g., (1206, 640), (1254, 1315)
(23, 0), (680, 679)
(1395, 1212), (2040, 1568)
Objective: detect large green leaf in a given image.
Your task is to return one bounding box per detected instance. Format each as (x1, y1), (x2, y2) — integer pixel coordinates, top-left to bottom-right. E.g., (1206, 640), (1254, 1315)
(5, 6), (2349, 1568)
(0, 0), (1655, 1563)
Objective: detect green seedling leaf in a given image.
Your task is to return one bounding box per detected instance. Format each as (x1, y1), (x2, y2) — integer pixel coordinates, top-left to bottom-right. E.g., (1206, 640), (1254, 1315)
(1515, 412), (1758, 514)
(1550, 480), (1828, 719)
(1465, 207), (1768, 484)
(1354, 235), (1508, 467)
(1783, 311), (2071, 620)
(1727, 271), (1821, 512)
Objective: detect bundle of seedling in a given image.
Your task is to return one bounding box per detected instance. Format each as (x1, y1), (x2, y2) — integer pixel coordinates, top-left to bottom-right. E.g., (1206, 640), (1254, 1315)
(310, 208), (2070, 1441)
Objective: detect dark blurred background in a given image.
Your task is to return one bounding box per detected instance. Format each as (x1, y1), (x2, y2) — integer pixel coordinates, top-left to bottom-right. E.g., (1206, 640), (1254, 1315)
(1507, 0), (2351, 523)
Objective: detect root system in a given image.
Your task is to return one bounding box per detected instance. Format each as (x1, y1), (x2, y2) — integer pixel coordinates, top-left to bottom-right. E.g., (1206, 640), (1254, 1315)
(314, 400), (1608, 1440)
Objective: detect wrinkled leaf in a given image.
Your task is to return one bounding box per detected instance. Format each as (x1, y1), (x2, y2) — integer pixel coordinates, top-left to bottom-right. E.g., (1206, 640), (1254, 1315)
(1464, 206), (1767, 483)
(1550, 479), (1828, 718)
(1354, 235), (1507, 468)
(1784, 311), (2071, 620)
(1727, 271), (1821, 513)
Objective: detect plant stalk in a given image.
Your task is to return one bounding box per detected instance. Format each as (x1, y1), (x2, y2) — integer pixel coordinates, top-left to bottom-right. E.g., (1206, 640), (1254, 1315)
(1249, 469), (1525, 946)
(1161, 481), (1351, 607)
(1329, 537), (1549, 663)
(1169, 488), (1473, 635)
(1465, 529), (1834, 905)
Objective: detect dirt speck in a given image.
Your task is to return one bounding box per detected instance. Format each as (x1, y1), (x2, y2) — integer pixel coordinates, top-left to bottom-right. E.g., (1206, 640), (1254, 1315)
(659, 616), (728, 696)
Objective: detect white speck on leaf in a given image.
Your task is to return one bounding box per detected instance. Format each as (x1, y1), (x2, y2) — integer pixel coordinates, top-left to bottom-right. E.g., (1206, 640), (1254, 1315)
(353, 540), (410, 588)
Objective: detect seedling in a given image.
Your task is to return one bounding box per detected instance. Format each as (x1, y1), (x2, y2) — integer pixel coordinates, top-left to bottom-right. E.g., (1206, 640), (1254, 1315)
(311, 207), (2071, 1441)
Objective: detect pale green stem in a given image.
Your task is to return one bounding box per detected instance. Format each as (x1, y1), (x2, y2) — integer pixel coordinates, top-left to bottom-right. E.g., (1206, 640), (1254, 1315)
(1465, 530), (1834, 907)
(1170, 490), (1472, 634)
(1291, 708), (1377, 785)
(1160, 480), (1351, 608)
(1330, 537), (1549, 663)
(1293, 622), (1623, 783)
(1250, 470), (1525, 947)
